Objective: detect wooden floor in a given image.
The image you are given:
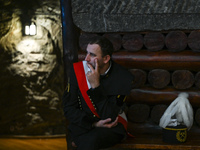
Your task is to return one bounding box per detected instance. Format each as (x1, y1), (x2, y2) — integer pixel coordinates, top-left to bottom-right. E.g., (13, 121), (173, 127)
(0, 136), (67, 150)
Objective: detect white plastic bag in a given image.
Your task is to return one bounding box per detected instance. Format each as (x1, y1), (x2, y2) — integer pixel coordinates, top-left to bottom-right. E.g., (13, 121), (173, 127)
(159, 92), (193, 130)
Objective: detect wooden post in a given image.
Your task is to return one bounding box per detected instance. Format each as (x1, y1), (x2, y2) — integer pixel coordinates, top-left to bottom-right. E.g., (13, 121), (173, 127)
(60, 0), (79, 149)
(60, 0), (80, 87)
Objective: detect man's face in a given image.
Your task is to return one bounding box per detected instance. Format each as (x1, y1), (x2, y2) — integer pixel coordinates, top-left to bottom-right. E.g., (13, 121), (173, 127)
(85, 44), (105, 69)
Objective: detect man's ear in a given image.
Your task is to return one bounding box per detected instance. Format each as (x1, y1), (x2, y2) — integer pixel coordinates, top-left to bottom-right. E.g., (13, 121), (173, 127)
(103, 55), (111, 64)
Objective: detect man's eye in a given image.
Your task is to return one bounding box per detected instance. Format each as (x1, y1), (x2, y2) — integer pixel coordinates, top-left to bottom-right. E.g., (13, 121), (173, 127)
(90, 53), (96, 57)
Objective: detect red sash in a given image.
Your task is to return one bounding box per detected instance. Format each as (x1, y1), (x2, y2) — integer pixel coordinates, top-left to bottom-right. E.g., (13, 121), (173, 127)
(73, 61), (100, 118)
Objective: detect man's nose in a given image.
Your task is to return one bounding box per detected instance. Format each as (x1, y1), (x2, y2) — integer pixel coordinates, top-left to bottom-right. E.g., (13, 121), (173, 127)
(85, 54), (90, 61)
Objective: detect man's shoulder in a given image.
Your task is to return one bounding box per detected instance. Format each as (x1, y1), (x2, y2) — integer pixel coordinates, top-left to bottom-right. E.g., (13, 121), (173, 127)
(103, 61), (133, 95)
(112, 61), (133, 79)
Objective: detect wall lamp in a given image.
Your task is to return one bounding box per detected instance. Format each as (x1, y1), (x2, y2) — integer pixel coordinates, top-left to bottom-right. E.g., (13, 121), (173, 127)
(25, 22), (36, 35)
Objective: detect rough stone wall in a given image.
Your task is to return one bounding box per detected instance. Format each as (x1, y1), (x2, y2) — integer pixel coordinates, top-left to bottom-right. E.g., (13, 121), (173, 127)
(71, 0), (200, 32)
(0, 0), (65, 135)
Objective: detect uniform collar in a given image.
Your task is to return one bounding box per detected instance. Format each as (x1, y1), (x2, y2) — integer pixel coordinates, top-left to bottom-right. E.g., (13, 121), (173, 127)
(100, 61), (112, 79)
(101, 61), (112, 76)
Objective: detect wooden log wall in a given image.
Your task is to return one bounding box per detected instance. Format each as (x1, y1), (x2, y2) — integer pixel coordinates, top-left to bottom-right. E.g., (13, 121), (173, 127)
(79, 31), (200, 52)
(78, 31), (200, 131)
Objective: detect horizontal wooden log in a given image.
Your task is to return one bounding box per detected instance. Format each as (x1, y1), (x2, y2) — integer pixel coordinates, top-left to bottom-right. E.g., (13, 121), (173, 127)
(78, 50), (200, 71)
(195, 71), (200, 89)
(103, 33), (122, 51)
(144, 32), (165, 51)
(188, 31), (200, 52)
(195, 108), (200, 126)
(150, 105), (167, 124)
(127, 104), (150, 123)
(129, 69), (147, 88)
(127, 122), (162, 135)
(148, 69), (170, 89)
(122, 33), (143, 51)
(126, 87), (200, 107)
(165, 31), (187, 52)
(172, 70), (195, 89)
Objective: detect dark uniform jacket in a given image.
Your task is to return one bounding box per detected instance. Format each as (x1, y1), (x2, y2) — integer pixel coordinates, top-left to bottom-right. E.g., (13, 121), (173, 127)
(62, 60), (133, 140)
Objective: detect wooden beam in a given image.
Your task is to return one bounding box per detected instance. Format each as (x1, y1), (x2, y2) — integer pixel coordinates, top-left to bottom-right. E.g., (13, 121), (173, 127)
(78, 50), (200, 71)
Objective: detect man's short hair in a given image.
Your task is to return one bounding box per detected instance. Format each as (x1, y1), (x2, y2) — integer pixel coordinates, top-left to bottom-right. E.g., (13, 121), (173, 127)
(88, 36), (114, 57)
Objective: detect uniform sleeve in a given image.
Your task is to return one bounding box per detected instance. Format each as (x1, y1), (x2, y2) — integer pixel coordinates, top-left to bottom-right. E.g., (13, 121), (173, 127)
(62, 66), (97, 130)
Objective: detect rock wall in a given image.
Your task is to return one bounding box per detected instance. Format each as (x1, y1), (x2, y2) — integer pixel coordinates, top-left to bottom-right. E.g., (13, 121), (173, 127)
(0, 0), (65, 135)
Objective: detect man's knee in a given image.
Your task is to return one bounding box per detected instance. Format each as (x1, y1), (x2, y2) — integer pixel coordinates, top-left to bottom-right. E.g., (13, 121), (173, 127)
(75, 133), (98, 150)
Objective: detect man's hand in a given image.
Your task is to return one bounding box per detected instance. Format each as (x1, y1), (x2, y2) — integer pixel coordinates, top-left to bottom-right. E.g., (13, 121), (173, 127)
(93, 117), (118, 128)
(87, 59), (100, 88)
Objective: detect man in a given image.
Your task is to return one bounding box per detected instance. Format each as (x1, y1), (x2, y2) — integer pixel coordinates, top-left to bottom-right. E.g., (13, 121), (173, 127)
(63, 36), (133, 150)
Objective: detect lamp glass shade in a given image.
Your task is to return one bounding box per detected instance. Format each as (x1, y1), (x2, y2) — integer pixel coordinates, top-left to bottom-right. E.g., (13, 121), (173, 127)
(25, 25), (30, 35)
(30, 24), (36, 35)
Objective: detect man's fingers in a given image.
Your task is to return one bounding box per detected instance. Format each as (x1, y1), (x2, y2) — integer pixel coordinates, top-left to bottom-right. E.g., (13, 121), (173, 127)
(103, 117), (118, 128)
(87, 63), (95, 74)
(95, 117), (119, 128)
(114, 117), (118, 123)
(95, 59), (99, 72)
(102, 118), (112, 124)
(104, 121), (118, 128)
(108, 117), (118, 127)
